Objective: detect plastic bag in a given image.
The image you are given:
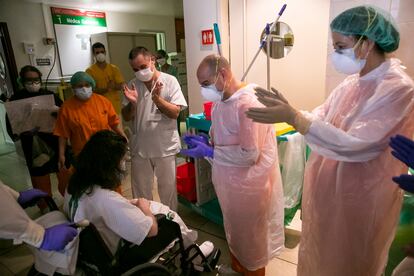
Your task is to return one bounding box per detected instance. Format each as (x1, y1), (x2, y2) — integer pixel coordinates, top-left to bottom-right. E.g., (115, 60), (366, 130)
(32, 135), (54, 167)
(278, 132), (306, 209)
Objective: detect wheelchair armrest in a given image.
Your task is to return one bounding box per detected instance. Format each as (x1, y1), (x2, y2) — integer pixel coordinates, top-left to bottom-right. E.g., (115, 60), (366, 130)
(23, 195), (59, 211)
(155, 213), (166, 222)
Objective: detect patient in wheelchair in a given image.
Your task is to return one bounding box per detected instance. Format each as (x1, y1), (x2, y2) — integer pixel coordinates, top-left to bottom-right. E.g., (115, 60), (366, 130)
(60, 130), (213, 273)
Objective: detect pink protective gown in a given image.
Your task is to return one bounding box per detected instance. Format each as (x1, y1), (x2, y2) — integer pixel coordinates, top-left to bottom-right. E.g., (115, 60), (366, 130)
(210, 84), (284, 271)
(298, 59), (414, 276)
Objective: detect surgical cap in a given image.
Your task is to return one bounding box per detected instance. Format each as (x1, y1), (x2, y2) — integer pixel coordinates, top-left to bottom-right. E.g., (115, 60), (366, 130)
(330, 5), (399, 53)
(70, 71), (96, 89)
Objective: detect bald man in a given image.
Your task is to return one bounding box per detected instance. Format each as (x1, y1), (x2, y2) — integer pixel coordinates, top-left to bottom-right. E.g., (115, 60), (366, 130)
(181, 55), (285, 275)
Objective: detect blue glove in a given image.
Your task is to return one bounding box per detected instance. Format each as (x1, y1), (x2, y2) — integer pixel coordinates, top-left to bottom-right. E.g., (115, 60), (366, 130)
(392, 174), (414, 193)
(40, 223), (78, 251)
(183, 133), (210, 148)
(390, 135), (414, 169)
(180, 140), (214, 158)
(17, 189), (49, 208)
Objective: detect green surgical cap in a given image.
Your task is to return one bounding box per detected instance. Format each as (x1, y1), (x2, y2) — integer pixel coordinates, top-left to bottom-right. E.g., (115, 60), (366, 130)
(70, 71), (96, 89)
(330, 5), (399, 53)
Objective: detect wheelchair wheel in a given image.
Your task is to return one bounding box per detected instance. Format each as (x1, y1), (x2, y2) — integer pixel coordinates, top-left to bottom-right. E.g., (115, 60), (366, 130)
(121, 263), (172, 276)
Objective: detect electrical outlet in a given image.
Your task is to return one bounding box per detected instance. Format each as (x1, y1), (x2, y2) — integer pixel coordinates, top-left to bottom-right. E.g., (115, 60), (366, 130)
(23, 43), (35, 55)
(43, 38), (56, 45)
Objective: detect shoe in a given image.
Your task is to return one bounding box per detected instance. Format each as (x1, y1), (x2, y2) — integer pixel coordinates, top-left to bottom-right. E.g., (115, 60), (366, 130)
(192, 241), (215, 271)
(216, 264), (242, 275)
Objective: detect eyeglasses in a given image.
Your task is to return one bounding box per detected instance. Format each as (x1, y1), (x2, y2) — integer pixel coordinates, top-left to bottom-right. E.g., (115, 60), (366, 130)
(24, 79), (41, 85)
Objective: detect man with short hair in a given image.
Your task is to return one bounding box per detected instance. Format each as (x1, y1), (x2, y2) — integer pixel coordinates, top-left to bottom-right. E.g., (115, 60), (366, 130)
(86, 42), (125, 114)
(122, 46), (187, 211)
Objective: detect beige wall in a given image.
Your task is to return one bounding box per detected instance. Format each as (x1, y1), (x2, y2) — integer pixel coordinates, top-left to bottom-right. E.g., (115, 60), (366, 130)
(326, 0), (414, 97)
(183, 0), (230, 114)
(228, 0), (331, 111)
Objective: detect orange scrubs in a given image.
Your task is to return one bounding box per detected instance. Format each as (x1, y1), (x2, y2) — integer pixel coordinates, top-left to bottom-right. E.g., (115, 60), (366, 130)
(53, 93), (120, 156)
(86, 63), (124, 114)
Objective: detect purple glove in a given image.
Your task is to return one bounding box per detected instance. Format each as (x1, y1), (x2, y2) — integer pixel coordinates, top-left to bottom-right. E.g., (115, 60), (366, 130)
(183, 133), (210, 148)
(390, 135), (414, 169)
(17, 188), (49, 208)
(40, 223), (78, 251)
(393, 174), (414, 193)
(180, 140), (213, 158)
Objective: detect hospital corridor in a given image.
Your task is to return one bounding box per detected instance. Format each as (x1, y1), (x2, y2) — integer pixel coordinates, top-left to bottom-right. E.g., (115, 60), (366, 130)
(0, 0), (414, 275)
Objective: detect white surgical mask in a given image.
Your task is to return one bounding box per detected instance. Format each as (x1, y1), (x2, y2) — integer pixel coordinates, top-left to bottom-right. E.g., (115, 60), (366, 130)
(201, 85), (223, 102)
(74, 86), (93, 101)
(95, 53), (106, 63)
(135, 67), (154, 82)
(331, 48), (366, 75)
(157, 58), (166, 66)
(25, 83), (41, 93)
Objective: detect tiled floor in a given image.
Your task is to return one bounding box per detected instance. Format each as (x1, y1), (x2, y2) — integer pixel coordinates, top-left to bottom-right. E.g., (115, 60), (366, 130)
(0, 160), (301, 275)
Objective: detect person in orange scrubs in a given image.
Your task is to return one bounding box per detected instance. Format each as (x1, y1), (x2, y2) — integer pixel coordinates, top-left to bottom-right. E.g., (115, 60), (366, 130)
(53, 71), (126, 193)
(86, 42), (125, 114)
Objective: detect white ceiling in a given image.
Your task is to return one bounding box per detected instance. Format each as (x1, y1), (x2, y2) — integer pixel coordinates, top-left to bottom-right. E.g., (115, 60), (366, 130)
(24, 0), (184, 17)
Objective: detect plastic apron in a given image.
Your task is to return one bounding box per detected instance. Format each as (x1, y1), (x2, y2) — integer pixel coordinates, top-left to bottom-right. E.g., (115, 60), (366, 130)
(298, 59), (414, 276)
(210, 84), (284, 271)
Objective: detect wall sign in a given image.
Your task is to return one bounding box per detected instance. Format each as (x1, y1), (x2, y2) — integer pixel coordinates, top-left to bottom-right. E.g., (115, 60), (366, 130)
(201, 29), (214, 45)
(51, 7), (107, 27)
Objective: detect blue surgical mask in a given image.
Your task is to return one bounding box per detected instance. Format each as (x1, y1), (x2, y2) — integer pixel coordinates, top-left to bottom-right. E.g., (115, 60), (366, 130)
(74, 86), (93, 101)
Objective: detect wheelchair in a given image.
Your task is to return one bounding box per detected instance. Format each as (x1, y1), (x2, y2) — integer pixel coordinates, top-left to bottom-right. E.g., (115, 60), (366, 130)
(27, 196), (221, 276)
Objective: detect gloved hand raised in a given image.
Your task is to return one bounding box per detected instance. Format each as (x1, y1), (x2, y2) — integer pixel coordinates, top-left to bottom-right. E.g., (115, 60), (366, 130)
(40, 223), (78, 251)
(254, 86), (289, 105)
(392, 174), (414, 194)
(390, 135), (414, 169)
(180, 140), (213, 158)
(17, 188), (49, 208)
(183, 133), (210, 148)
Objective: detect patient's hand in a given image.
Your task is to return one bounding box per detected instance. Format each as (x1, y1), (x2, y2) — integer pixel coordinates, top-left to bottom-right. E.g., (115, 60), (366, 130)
(135, 198), (151, 215)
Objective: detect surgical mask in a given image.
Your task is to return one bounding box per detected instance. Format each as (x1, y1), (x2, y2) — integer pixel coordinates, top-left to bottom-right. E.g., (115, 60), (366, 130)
(74, 86), (93, 101)
(201, 85), (223, 102)
(25, 83), (41, 93)
(331, 48), (367, 75)
(157, 58), (166, 66)
(135, 67), (154, 82)
(95, 53), (106, 63)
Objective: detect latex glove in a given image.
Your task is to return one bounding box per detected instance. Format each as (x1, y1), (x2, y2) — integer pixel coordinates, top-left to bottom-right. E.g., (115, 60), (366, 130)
(392, 174), (414, 193)
(245, 99), (311, 134)
(255, 86), (288, 105)
(180, 140), (213, 158)
(183, 133), (210, 148)
(17, 189), (49, 208)
(123, 83), (138, 105)
(390, 135), (414, 169)
(40, 223), (78, 251)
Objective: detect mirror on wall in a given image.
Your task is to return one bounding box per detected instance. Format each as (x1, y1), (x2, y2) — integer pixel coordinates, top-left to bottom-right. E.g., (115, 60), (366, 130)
(260, 21), (294, 59)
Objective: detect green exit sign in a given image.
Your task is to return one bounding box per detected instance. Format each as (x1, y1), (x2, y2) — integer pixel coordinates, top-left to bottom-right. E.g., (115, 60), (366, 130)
(51, 7), (107, 27)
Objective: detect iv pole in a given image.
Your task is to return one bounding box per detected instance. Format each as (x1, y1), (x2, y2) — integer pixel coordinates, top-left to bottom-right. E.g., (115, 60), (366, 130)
(241, 3), (287, 90)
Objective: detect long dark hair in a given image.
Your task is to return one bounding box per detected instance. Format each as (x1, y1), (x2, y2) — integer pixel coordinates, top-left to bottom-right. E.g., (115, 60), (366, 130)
(68, 130), (128, 199)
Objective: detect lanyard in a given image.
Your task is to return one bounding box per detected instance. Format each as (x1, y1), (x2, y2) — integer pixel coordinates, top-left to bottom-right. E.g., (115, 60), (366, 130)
(68, 196), (79, 222)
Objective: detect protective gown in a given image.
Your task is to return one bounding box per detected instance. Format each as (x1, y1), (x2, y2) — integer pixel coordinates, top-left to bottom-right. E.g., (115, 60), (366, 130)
(298, 59), (414, 276)
(210, 84), (284, 271)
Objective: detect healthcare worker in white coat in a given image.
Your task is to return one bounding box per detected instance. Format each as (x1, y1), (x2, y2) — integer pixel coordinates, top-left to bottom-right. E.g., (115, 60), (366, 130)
(246, 5), (414, 276)
(122, 46), (187, 211)
(181, 55), (284, 276)
(0, 180), (77, 251)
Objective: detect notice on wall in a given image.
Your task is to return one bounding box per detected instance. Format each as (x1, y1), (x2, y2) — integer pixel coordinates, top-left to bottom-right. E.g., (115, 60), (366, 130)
(51, 7), (107, 76)
(51, 7), (107, 27)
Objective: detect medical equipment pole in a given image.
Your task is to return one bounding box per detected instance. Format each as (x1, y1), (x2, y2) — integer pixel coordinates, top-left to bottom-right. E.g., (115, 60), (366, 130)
(214, 23), (222, 56)
(241, 4), (287, 82)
